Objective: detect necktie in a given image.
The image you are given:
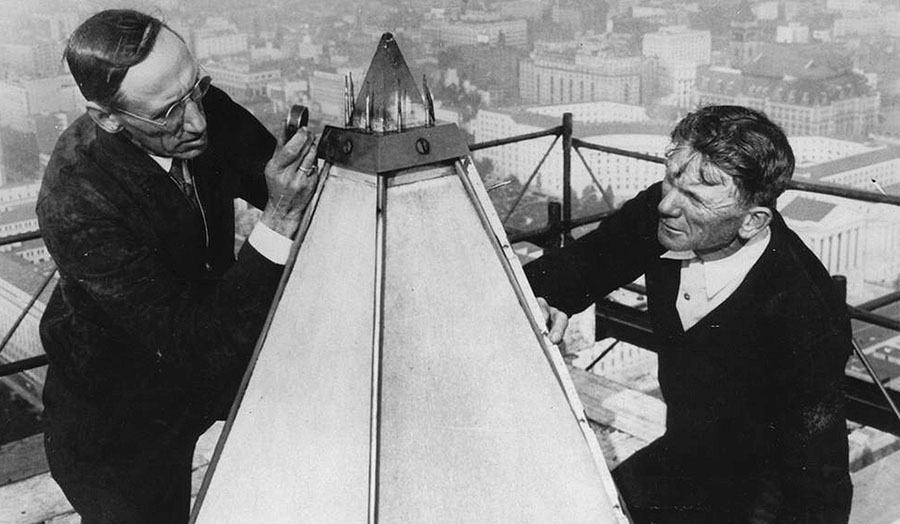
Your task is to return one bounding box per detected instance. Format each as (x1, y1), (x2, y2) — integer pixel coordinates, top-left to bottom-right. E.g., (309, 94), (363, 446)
(169, 160), (197, 210)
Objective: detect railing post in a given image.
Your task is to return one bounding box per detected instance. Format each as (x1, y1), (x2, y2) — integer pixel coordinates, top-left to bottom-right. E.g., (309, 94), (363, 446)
(561, 112), (573, 246)
(836, 274), (900, 432)
(542, 201), (563, 252)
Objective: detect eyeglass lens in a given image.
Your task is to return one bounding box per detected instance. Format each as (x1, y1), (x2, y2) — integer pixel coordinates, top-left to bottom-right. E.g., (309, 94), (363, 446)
(162, 76), (212, 125)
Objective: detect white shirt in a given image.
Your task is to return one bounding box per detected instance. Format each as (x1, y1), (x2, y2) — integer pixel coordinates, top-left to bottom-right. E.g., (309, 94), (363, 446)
(148, 154), (292, 265)
(661, 227), (771, 331)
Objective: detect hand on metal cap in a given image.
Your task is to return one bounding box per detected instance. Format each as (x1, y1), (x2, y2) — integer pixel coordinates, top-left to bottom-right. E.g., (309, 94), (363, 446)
(261, 127), (320, 238)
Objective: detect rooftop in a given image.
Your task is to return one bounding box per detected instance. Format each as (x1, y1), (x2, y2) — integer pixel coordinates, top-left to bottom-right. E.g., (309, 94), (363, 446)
(780, 196), (837, 222)
(796, 146), (900, 182)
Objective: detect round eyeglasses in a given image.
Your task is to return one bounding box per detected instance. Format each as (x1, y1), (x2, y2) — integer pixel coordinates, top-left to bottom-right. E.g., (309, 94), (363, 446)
(115, 75), (212, 130)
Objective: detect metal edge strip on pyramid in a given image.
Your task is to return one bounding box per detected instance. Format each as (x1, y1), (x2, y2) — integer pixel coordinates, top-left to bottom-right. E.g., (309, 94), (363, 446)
(452, 158), (630, 523)
(188, 164), (333, 523)
(368, 175), (388, 523)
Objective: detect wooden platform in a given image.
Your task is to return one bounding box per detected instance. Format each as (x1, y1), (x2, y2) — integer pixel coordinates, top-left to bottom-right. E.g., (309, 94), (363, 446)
(2, 369), (897, 523)
(0, 423), (224, 524)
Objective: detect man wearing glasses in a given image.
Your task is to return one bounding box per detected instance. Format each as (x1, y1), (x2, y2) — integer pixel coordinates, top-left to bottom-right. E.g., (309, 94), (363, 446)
(527, 106), (853, 523)
(37, 10), (319, 523)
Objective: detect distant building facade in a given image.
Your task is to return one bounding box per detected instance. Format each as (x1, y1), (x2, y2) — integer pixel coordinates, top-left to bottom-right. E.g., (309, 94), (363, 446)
(0, 75), (84, 133)
(470, 104), (666, 201)
(205, 60), (282, 103)
(696, 45), (880, 138)
(421, 14), (528, 48)
(519, 50), (645, 106)
(642, 26), (711, 69)
(788, 141), (900, 287)
(191, 18), (249, 60)
(642, 26), (711, 108)
(779, 194), (866, 297)
(454, 45), (521, 106)
(308, 67), (365, 125)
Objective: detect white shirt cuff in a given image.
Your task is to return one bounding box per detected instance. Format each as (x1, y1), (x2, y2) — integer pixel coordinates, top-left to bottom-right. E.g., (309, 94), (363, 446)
(247, 221), (292, 265)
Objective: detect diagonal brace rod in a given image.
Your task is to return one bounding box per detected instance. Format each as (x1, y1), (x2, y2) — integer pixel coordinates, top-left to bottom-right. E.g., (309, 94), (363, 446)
(501, 134), (561, 225)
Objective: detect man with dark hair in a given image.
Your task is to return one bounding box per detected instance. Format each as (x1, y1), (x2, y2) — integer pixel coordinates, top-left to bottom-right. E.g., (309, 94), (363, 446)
(527, 105), (852, 523)
(38, 9), (319, 523)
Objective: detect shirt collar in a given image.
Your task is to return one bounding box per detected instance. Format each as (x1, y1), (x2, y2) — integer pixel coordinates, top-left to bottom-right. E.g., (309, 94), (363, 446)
(148, 154), (173, 172)
(661, 227), (771, 298)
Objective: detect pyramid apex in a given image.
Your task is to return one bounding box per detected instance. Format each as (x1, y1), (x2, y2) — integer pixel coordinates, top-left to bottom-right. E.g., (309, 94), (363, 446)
(345, 32), (434, 132)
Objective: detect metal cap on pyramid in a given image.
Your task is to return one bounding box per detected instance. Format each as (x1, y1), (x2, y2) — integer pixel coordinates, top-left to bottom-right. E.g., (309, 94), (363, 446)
(318, 33), (466, 175)
(348, 33), (430, 133)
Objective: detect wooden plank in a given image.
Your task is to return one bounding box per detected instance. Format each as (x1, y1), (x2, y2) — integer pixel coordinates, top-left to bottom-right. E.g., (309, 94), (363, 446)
(0, 423), (223, 524)
(850, 449), (900, 524)
(0, 471), (71, 524)
(568, 365), (666, 444)
(0, 433), (48, 486)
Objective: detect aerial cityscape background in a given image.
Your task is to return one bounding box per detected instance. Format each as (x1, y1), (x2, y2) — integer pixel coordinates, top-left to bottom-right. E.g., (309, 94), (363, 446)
(2, 0), (900, 519)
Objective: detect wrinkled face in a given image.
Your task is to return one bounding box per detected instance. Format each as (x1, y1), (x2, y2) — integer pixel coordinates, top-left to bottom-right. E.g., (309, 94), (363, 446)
(113, 28), (208, 159)
(657, 143), (747, 256)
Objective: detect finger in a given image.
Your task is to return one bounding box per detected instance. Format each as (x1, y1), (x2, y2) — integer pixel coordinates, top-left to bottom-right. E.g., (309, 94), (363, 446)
(297, 138), (318, 174)
(273, 128), (311, 168)
(548, 308), (568, 345)
(536, 297), (551, 323)
(296, 131), (317, 163)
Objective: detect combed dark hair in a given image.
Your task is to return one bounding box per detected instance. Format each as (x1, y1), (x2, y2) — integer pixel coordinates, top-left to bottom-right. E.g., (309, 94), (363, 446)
(671, 105), (795, 208)
(64, 10), (167, 107)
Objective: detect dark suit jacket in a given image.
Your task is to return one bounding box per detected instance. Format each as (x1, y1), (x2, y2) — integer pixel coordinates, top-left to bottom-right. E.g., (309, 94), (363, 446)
(37, 86), (282, 461)
(526, 182), (852, 522)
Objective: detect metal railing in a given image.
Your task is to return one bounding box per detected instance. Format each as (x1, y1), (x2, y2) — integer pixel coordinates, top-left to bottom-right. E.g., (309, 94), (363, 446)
(2, 112), (900, 434)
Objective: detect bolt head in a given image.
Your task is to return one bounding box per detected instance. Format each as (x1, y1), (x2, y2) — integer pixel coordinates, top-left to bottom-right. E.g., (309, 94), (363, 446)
(415, 138), (431, 155)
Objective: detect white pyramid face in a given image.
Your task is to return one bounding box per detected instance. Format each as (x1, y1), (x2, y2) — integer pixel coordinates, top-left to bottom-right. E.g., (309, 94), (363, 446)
(194, 168), (377, 523)
(192, 162), (624, 523)
(377, 166), (618, 522)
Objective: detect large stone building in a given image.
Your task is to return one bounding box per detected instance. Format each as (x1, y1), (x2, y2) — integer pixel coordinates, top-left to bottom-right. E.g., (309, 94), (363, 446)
(470, 102), (667, 202)
(308, 66), (366, 125)
(778, 194), (867, 298)
(696, 45), (880, 139)
(786, 142), (900, 290)
(0, 75), (83, 133)
(641, 25), (711, 108)
(191, 17), (249, 60)
(421, 13), (528, 49)
(642, 26), (711, 69)
(519, 46), (647, 106)
(204, 60), (282, 104)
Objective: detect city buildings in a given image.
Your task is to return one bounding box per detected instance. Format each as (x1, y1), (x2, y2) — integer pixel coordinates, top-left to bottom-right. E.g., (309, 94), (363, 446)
(191, 17), (249, 60)
(696, 45), (880, 138)
(0, 75), (83, 133)
(308, 66), (365, 125)
(519, 42), (647, 106)
(470, 102), (667, 202)
(204, 60), (282, 104)
(641, 25), (711, 108)
(421, 13), (528, 48)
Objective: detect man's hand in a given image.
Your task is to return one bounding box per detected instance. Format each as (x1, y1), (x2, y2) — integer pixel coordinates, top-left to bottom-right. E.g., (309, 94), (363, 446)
(536, 297), (568, 344)
(260, 127), (320, 238)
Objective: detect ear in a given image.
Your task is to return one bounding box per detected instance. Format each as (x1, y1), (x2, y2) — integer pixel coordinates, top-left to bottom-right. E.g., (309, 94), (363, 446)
(738, 206), (772, 241)
(85, 102), (124, 134)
